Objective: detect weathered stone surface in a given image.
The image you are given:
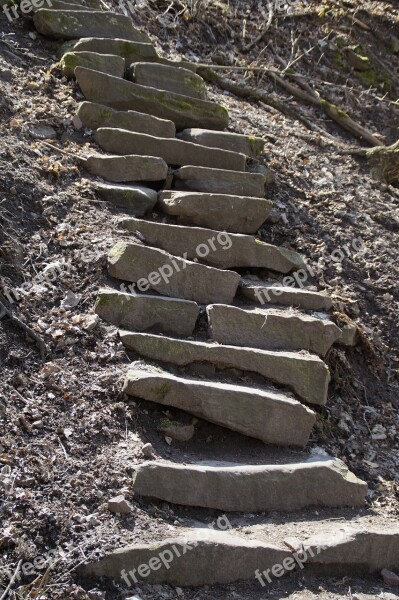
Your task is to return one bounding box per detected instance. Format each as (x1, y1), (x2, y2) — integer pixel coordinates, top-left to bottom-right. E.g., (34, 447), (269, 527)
(173, 165), (266, 197)
(119, 218), (305, 273)
(108, 242), (240, 305)
(94, 129), (246, 171)
(81, 528), (291, 586)
(240, 279), (333, 311)
(96, 183), (157, 215)
(77, 102), (176, 137)
(158, 421), (195, 442)
(60, 52), (125, 78)
(130, 62), (207, 100)
(83, 154), (168, 183)
(178, 128), (265, 158)
(301, 528), (399, 575)
(34, 9), (151, 42)
(59, 38), (157, 64)
(123, 363), (315, 446)
(118, 332), (330, 406)
(132, 458), (367, 512)
(158, 191), (272, 234)
(95, 289), (199, 336)
(338, 323), (358, 347)
(75, 67), (229, 130)
(108, 495), (132, 514)
(207, 304), (342, 357)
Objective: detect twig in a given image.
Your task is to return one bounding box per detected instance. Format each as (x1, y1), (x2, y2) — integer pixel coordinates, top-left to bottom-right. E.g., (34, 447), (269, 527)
(242, 0), (274, 53)
(0, 559), (23, 600)
(0, 300), (49, 360)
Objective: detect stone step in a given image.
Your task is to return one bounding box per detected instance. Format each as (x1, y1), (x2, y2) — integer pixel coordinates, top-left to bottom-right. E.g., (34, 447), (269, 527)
(129, 62), (207, 100)
(207, 304), (342, 357)
(95, 289), (199, 336)
(118, 331), (330, 406)
(173, 165), (266, 197)
(76, 102), (176, 137)
(240, 279), (333, 311)
(82, 153), (168, 183)
(108, 242), (240, 304)
(59, 37), (195, 71)
(123, 362), (315, 447)
(59, 38), (158, 65)
(94, 128), (246, 172)
(131, 458), (367, 512)
(81, 526), (399, 586)
(157, 191), (272, 234)
(75, 67), (229, 130)
(178, 128), (265, 158)
(95, 183), (157, 215)
(33, 9), (151, 42)
(119, 218), (305, 273)
(60, 51), (125, 78)
(81, 528), (292, 587)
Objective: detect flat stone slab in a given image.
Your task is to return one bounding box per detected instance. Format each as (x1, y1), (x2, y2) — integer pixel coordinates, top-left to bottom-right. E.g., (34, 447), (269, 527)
(158, 191), (272, 234)
(34, 9), (151, 42)
(178, 128), (265, 158)
(173, 165), (266, 197)
(76, 102), (176, 137)
(60, 51), (125, 78)
(82, 154), (168, 183)
(108, 242), (240, 304)
(240, 279), (333, 311)
(81, 528), (291, 586)
(96, 183), (157, 215)
(119, 218), (305, 273)
(132, 458), (367, 512)
(124, 363), (315, 446)
(207, 304), (342, 357)
(59, 38), (157, 65)
(94, 129), (246, 172)
(302, 528), (399, 575)
(118, 332), (330, 406)
(75, 67), (229, 130)
(95, 289), (199, 336)
(130, 62), (207, 100)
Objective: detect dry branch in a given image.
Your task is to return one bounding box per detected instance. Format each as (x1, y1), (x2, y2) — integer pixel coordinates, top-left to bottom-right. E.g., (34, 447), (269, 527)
(0, 300), (49, 359)
(340, 140), (399, 183)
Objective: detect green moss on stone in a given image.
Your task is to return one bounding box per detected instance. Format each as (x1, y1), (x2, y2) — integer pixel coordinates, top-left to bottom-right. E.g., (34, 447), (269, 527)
(153, 382), (171, 398)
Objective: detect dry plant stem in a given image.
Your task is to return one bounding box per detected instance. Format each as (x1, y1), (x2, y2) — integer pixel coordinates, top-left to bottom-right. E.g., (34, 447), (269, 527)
(198, 65), (382, 147)
(0, 560), (23, 600)
(0, 300), (49, 359)
(242, 0), (274, 53)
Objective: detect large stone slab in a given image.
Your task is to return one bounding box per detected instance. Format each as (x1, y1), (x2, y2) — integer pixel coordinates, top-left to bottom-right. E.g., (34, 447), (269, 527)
(82, 154), (168, 183)
(94, 129), (246, 171)
(130, 62), (207, 100)
(81, 528), (291, 586)
(34, 9), (151, 42)
(96, 183), (157, 215)
(302, 528), (399, 575)
(207, 304), (342, 357)
(60, 51), (125, 78)
(124, 363), (315, 446)
(119, 218), (305, 273)
(59, 38), (157, 64)
(132, 458), (367, 512)
(76, 102), (176, 137)
(74, 67), (229, 130)
(240, 279), (333, 311)
(95, 289), (199, 336)
(118, 332), (330, 406)
(157, 191), (272, 233)
(173, 165), (266, 197)
(108, 242), (240, 305)
(178, 128), (265, 158)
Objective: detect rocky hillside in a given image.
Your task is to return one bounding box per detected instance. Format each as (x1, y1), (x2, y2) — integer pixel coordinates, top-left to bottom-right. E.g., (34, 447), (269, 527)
(0, 1), (398, 599)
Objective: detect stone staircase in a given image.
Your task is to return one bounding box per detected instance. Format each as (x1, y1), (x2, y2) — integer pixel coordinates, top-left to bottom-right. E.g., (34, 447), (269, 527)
(32, 6), (399, 591)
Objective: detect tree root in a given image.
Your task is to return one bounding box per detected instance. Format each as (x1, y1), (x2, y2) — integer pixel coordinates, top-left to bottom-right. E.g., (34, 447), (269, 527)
(340, 140), (399, 184)
(0, 300), (49, 360)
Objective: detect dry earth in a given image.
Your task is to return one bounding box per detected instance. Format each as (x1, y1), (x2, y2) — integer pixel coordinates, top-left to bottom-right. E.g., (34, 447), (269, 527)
(0, 0), (398, 598)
